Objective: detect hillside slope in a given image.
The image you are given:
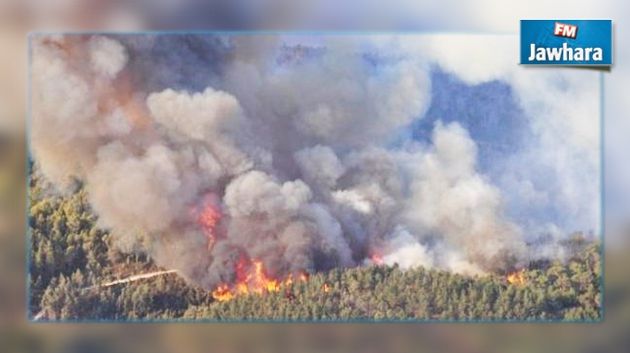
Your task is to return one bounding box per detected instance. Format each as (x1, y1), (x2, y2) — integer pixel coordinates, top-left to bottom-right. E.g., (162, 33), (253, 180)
(29, 176), (601, 321)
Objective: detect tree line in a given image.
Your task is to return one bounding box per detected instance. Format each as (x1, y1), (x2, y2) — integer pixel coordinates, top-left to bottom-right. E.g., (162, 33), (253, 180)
(29, 172), (601, 321)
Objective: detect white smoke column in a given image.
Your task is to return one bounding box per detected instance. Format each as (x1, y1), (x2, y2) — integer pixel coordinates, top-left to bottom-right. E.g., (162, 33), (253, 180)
(380, 227), (435, 270)
(402, 35), (599, 238)
(401, 122), (526, 272)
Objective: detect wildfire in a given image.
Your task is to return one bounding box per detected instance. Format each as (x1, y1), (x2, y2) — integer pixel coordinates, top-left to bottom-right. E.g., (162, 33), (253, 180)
(370, 253), (384, 266)
(192, 194), (222, 250)
(210, 284), (234, 302)
(211, 258), (309, 302)
(506, 270), (526, 285)
(322, 283), (331, 293)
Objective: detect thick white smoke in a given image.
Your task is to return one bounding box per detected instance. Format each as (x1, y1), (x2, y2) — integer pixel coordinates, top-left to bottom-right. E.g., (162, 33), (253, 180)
(30, 34), (593, 289)
(401, 122), (525, 271)
(380, 35), (600, 238)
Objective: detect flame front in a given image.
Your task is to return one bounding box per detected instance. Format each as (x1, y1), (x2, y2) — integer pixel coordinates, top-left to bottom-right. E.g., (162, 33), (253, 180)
(506, 270), (526, 285)
(211, 284), (234, 302)
(248, 261), (280, 294)
(211, 259), (308, 302)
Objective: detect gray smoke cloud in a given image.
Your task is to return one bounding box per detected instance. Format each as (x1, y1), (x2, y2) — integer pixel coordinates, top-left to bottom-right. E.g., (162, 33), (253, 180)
(32, 34), (582, 290)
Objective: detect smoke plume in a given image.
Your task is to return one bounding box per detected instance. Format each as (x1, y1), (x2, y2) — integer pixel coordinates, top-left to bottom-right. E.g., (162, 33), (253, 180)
(30, 34), (595, 289)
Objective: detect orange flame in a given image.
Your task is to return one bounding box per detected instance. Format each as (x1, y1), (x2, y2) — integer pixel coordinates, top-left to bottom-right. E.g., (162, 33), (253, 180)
(211, 258), (308, 302)
(506, 270), (526, 285)
(322, 283), (331, 293)
(370, 253), (384, 266)
(192, 194), (222, 250)
(211, 284), (234, 302)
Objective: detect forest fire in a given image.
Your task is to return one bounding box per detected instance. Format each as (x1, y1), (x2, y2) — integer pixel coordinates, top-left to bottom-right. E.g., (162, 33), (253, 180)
(370, 253), (384, 265)
(506, 270), (526, 285)
(211, 259), (309, 302)
(192, 194), (222, 250)
(211, 284), (235, 302)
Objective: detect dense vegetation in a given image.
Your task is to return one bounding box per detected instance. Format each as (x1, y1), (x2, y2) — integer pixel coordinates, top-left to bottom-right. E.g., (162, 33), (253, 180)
(29, 173), (602, 321)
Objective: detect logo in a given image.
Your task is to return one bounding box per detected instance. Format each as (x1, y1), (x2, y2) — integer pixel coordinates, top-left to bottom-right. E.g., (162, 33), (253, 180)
(521, 20), (612, 66)
(554, 22), (577, 39)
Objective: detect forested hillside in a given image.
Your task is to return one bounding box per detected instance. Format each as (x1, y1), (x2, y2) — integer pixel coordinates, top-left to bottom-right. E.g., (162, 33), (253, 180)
(28, 173), (601, 321)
